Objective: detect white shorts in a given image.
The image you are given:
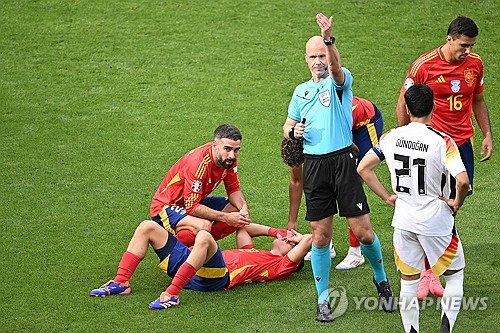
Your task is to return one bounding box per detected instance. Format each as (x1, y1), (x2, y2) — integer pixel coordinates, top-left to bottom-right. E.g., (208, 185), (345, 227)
(393, 228), (465, 276)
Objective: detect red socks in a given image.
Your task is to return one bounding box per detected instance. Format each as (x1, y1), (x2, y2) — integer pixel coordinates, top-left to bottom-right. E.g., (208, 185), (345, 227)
(211, 222), (238, 241)
(114, 251), (141, 283)
(177, 222), (237, 247)
(268, 227), (287, 238)
(349, 228), (360, 247)
(176, 230), (197, 247)
(166, 262), (197, 296)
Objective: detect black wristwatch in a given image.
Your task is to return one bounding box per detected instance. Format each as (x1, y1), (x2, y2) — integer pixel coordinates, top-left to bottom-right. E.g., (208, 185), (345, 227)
(323, 36), (336, 46)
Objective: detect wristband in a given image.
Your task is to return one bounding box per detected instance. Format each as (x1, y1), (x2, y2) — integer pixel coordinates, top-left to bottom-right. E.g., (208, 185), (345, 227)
(268, 227), (287, 238)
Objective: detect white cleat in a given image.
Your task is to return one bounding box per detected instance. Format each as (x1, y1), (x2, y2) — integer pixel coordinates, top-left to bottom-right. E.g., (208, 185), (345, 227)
(335, 252), (365, 270)
(304, 242), (336, 261)
(329, 243), (336, 259)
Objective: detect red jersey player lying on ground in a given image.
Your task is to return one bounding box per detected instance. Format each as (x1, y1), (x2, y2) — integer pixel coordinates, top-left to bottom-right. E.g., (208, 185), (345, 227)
(90, 220), (311, 310)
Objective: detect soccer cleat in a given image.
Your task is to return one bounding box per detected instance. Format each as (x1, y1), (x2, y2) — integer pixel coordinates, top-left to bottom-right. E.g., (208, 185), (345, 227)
(90, 280), (130, 297)
(304, 242), (336, 261)
(315, 300), (334, 322)
(417, 269), (431, 300)
(329, 243), (336, 259)
(429, 273), (444, 297)
(335, 252), (365, 270)
(149, 292), (180, 310)
(373, 277), (396, 313)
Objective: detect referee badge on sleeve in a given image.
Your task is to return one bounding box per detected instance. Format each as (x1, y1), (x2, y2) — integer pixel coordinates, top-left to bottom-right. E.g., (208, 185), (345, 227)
(191, 180), (202, 193)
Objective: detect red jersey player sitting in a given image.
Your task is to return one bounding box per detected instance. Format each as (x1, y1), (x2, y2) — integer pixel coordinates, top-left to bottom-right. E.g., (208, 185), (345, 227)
(149, 124), (252, 248)
(90, 220), (311, 310)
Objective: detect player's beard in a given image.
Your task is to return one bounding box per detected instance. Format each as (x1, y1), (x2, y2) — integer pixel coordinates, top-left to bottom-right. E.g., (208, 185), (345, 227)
(217, 157), (235, 170)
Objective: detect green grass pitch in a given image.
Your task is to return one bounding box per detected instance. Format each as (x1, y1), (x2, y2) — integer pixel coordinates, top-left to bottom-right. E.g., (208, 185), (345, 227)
(1, 0), (498, 332)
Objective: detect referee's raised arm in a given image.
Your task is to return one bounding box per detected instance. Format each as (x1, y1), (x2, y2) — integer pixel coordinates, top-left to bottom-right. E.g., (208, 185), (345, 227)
(316, 13), (344, 85)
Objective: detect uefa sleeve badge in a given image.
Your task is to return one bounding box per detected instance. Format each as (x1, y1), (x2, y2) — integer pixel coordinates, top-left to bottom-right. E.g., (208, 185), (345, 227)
(191, 180), (202, 193)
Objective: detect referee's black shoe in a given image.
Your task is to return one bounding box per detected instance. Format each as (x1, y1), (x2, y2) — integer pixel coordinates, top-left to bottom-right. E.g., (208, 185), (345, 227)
(373, 277), (396, 313)
(316, 300), (334, 322)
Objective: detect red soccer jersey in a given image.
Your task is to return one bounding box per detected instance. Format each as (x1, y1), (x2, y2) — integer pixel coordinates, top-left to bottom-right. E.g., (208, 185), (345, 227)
(401, 47), (484, 146)
(352, 96), (376, 130)
(150, 142), (240, 216)
(222, 248), (299, 289)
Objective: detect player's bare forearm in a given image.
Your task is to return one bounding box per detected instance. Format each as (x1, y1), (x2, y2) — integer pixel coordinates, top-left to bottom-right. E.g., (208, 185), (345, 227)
(327, 46), (343, 84)
(287, 233), (313, 263)
(396, 93), (410, 126)
(441, 172), (469, 213)
(472, 93), (492, 137)
(240, 223), (271, 237)
(287, 166), (303, 229)
(191, 204), (226, 223)
(192, 204), (249, 227)
(236, 224), (288, 248)
(316, 13), (344, 85)
(453, 172), (469, 210)
(362, 171), (394, 205)
(357, 154), (396, 206)
(228, 191), (249, 215)
(472, 93), (493, 161)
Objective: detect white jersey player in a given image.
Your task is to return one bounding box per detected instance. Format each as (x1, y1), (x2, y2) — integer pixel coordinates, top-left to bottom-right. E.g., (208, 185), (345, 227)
(357, 84), (469, 333)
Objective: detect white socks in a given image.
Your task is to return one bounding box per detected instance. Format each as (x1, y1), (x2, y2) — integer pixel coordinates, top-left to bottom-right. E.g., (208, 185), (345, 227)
(441, 270), (464, 332)
(399, 270), (464, 333)
(400, 278), (420, 333)
(348, 245), (362, 257)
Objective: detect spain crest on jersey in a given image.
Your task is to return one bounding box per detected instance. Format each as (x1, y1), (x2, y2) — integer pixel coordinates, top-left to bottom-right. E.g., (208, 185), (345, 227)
(318, 90), (331, 107)
(464, 70), (474, 87)
(450, 80), (461, 93)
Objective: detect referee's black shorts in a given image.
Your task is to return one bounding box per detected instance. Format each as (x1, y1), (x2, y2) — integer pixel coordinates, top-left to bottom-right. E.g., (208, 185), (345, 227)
(303, 146), (370, 221)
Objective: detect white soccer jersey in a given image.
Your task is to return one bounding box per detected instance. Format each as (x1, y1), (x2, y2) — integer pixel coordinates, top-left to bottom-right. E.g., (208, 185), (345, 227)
(372, 122), (466, 236)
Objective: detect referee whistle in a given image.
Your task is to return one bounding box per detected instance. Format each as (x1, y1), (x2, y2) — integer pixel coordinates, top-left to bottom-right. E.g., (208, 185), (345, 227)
(301, 118), (306, 124)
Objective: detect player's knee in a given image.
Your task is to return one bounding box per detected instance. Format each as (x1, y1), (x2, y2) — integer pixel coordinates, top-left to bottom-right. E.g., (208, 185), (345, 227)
(195, 230), (215, 245)
(357, 229), (374, 244)
(136, 220), (159, 235)
(198, 220), (212, 232)
(312, 232), (331, 248)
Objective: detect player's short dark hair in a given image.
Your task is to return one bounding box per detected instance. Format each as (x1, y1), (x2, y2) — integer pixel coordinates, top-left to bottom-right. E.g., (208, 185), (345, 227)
(281, 138), (304, 167)
(404, 84), (434, 118)
(214, 124), (242, 141)
(447, 16), (478, 39)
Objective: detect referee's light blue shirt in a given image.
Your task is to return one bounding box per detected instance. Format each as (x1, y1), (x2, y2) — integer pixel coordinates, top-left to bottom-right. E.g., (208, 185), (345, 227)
(288, 67), (353, 155)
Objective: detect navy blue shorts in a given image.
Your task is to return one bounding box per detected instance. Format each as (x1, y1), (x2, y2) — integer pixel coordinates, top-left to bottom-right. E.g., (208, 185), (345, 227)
(156, 240), (229, 292)
(353, 105), (384, 161)
(151, 196), (230, 234)
(449, 139), (474, 198)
